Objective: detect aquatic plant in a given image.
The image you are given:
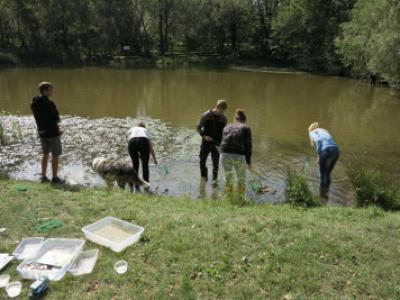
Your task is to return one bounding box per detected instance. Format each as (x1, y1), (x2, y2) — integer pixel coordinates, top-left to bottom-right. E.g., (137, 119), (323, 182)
(0, 120), (4, 145)
(349, 168), (400, 211)
(286, 168), (319, 208)
(11, 120), (23, 143)
(158, 165), (170, 177)
(224, 190), (248, 206)
(249, 176), (263, 194)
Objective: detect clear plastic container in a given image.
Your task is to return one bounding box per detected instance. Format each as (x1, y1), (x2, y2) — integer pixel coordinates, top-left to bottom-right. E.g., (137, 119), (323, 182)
(6, 281), (22, 298)
(16, 238), (85, 281)
(69, 249), (99, 276)
(82, 217), (144, 253)
(13, 237), (45, 260)
(114, 260), (128, 274)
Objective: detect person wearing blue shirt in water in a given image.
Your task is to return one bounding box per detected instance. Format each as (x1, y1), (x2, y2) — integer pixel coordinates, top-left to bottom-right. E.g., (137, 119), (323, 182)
(308, 122), (340, 198)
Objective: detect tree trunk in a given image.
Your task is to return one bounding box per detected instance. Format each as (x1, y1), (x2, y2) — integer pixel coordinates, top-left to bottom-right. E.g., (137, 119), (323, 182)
(230, 18), (237, 52)
(158, 11), (165, 54)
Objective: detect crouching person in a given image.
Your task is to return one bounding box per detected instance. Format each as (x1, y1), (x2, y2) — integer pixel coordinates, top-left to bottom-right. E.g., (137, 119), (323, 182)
(128, 122), (157, 191)
(31, 82), (64, 184)
(308, 122), (340, 199)
(220, 109), (252, 202)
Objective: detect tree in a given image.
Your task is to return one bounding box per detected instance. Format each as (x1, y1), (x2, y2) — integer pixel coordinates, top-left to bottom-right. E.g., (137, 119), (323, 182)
(252, 0), (282, 58)
(272, 0), (354, 71)
(336, 0), (400, 86)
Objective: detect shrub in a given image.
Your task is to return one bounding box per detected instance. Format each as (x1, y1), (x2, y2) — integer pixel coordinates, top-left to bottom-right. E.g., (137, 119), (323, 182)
(349, 168), (400, 211)
(286, 169), (319, 208)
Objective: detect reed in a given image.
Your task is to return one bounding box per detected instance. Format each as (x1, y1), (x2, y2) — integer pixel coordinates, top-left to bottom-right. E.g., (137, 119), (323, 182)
(11, 120), (23, 142)
(0, 120), (4, 145)
(286, 168), (319, 208)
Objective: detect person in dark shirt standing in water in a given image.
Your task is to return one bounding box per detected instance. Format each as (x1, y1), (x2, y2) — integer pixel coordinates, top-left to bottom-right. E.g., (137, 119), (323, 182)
(196, 99), (228, 182)
(220, 109), (252, 197)
(31, 82), (64, 184)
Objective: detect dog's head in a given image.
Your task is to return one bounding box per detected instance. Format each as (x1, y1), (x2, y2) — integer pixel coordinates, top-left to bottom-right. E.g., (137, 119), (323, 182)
(92, 157), (108, 173)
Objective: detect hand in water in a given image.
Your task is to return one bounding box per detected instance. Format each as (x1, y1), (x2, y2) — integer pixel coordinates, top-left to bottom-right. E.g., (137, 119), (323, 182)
(203, 136), (213, 142)
(153, 158), (158, 165)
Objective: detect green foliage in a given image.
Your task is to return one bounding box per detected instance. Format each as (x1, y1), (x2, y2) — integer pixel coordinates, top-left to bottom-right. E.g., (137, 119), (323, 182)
(0, 0), (352, 73)
(224, 191), (248, 207)
(1, 0), (399, 84)
(349, 168), (400, 211)
(286, 168), (319, 208)
(272, 0), (354, 72)
(336, 0), (400, 86)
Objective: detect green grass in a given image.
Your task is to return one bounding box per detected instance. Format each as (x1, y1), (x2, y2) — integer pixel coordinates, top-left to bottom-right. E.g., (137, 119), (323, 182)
(349, 168), (400, 211)
(1, 179), (400, 299)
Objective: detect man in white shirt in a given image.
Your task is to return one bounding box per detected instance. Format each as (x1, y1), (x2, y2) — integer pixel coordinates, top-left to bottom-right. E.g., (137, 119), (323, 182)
(128, 122), (158, 190)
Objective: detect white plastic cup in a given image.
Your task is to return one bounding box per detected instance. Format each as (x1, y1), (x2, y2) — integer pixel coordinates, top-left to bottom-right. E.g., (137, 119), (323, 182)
(114, 260), (128, 274)
(6, 281), (22, 298)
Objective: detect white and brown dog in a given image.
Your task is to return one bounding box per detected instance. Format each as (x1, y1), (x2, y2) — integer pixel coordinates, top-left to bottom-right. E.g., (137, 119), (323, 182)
(92, 157), (150, 192)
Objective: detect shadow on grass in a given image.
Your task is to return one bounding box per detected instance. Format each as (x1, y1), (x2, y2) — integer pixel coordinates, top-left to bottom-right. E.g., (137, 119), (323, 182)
(50, 183), (83, 192)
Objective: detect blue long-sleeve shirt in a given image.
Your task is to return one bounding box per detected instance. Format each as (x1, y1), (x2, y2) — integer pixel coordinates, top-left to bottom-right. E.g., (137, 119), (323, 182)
(309, 128), (337, 156)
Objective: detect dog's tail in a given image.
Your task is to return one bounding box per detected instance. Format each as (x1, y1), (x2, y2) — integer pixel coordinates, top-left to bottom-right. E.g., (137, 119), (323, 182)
(129, 167), (151, 190)
(141, 180), (151, 190)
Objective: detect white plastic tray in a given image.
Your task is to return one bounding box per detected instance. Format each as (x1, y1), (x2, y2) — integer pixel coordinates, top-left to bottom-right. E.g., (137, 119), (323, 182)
(13, 237), (44, 260)
(17, 238), (85, 281)
(82, 217), (144, 253)
(69, 249), (99, 276)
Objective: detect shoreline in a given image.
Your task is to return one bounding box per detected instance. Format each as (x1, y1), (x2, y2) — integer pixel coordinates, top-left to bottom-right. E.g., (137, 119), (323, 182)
(1, 56), (393, 90)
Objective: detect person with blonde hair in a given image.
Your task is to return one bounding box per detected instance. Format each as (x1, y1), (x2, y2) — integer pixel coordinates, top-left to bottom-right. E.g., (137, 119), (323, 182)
(308, 122), (340, 198)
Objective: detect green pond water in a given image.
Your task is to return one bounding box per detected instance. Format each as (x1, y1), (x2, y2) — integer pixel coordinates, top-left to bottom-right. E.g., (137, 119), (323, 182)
(1, 67), (400, 205)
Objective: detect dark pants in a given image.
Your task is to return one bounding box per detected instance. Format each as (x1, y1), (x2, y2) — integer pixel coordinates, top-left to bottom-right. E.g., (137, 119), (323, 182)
(128, 137), (150, 186)
(199, 141), (220, 180)
(319, 146), (340, 197)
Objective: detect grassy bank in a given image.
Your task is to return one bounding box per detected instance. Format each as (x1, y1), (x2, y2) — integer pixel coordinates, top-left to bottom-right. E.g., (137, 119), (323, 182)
(0, 179), (400, 299)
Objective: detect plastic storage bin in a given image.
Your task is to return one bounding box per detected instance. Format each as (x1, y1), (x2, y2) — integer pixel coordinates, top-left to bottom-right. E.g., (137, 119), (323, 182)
(17, 238), (85, 281)
(69, 249), (99, 276)
(13, 237), (45, 260)
(82, 217), (144, 253)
